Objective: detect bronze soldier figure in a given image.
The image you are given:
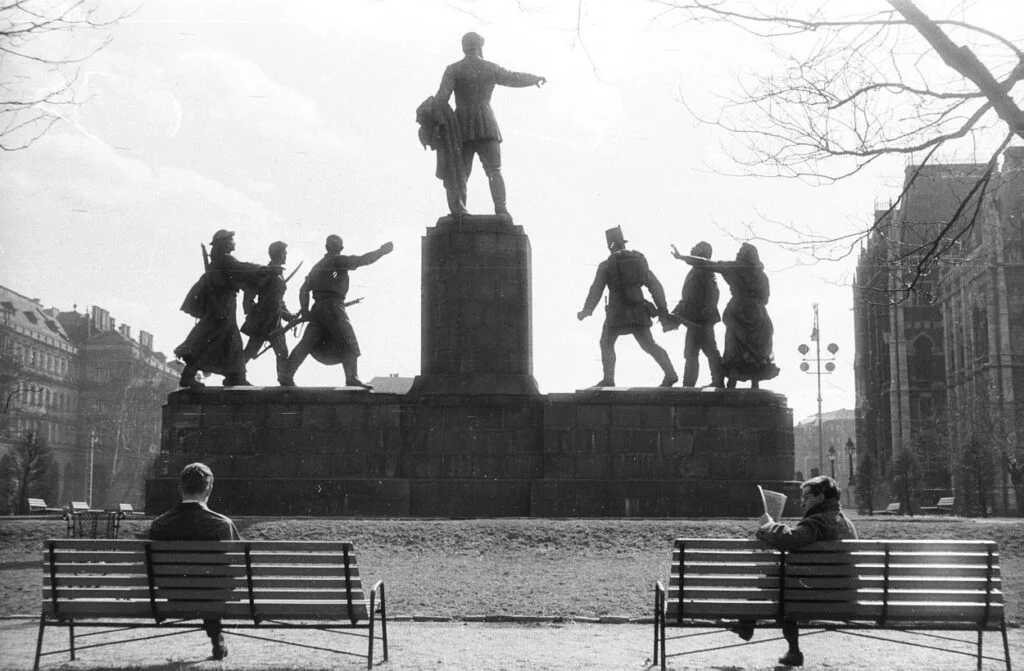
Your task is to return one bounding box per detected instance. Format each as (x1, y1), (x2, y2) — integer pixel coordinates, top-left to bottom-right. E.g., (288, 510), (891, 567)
(577, 226), (678, 388)
(666, 240), (724, 388)
(241, 241), (296, 385)
(175, 230), (263, 388)
(280, 235), (394, 388)
(436, 31), (546, 217)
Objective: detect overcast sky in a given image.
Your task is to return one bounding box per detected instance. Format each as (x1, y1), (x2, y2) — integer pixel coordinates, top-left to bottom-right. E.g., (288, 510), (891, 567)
(2, 0), (1020, 422)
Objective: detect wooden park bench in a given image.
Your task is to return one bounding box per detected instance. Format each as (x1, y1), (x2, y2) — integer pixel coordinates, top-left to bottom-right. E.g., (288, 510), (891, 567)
(920, 496), (955, 515)
(34, 539), (387, 670)
(67, 501), (91, 514)
(874, 501), (902, 515)
(653, 538), (1010, 670)
(115, 502), (141, 516)
(27, 498), (62, 514)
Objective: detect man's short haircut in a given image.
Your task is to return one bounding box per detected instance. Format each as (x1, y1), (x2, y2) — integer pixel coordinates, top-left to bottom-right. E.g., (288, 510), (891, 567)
(802, 475), (840, 500)
(180, 462), (214, 496)
(462, 32), (484, 53)
(325, 234), (344, 253)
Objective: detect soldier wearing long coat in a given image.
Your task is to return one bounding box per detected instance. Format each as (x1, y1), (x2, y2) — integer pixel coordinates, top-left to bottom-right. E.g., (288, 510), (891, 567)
(175, 230), (263, 387)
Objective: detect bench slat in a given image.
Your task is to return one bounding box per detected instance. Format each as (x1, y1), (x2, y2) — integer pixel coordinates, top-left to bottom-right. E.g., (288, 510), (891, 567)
(42, 600), (371, 620)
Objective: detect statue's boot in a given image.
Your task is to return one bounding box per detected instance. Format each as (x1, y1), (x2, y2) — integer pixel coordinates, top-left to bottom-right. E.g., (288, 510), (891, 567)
(682, 358), (700, 387)
(652, 348), (678, 387)
(276, 357), (291, 386)
(707, 350), (724, 388)
(489, 173), (510, 217)
(446, 188), (467, 217)
(342, 358), (372, 390)
(179, 362), (204, 388)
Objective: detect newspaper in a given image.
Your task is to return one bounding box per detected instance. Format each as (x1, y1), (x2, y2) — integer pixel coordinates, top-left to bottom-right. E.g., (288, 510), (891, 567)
(757, 485), (787, 522)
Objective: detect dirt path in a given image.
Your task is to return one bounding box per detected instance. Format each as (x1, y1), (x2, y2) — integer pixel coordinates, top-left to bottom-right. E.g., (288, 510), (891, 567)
(4, 617), (1021, 670)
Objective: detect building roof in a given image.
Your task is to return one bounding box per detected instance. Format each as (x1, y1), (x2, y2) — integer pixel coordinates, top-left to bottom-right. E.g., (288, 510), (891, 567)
(797, 408), (855, 426)
(367, 374), (414, 394)
(0, 285), (74, 352)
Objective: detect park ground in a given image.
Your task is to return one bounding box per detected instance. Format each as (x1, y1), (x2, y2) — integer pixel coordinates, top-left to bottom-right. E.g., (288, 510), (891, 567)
(2, 515), (1023, 669)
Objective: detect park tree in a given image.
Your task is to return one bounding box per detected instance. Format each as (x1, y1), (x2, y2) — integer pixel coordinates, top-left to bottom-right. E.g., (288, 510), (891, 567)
(891, 445), (922, 515)
(1, 0), (130, 150)
(83, 356), (175, 506)
(658, 0), (1023, 295)
(855, 448), (878, 515)
(0, 430), (54, 514)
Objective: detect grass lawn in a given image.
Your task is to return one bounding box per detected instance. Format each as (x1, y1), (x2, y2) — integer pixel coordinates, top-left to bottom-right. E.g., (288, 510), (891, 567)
(3, 515), (1022, 625)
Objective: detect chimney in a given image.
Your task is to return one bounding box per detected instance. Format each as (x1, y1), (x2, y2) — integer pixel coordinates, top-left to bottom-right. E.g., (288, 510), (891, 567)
(118, 323), (132, 339)
(139, 330), (154, 350)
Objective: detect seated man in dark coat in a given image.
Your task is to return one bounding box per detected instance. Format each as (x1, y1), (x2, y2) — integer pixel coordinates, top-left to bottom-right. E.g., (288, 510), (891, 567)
(149, 463), (241, 660)
(733, 475), (858, 667)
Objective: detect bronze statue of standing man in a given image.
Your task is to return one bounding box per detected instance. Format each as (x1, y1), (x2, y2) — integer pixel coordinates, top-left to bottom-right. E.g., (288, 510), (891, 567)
(435, 32), (546, 218)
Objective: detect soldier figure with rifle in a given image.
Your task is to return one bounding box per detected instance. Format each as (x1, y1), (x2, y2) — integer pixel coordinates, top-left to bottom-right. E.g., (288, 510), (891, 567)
(175, 230), (264, 388)
(280, 234), (394, 388)
(241, 241), (300, 385)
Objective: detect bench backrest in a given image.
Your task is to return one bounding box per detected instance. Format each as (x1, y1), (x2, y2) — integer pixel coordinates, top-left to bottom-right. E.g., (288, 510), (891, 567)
(885, 502), (900, 513)
(28, 498), (47, 511)
(666, 538), (1004, 629)
(69, 502), (89, 513)
(41, 540), (370, 624)
(118, 503), (135, 514)
(936, 497), (955, 507)
(66, 511), (121, 539)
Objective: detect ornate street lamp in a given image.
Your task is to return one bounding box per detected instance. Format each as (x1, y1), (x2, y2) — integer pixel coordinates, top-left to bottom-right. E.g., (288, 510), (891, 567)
(846, 437), (856, 506)
(798, 303), (839, 476)
(827, 443), (837, 480)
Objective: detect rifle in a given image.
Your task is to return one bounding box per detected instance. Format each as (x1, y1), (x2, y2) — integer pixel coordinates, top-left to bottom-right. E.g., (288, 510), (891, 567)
(201, 243), (210, 272)
(253, 297), (364, 360)
(283, 260), (303, 285)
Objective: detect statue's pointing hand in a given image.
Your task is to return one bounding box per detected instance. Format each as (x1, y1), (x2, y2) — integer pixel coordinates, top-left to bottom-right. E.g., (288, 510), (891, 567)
(380, 241), (395, 255)
(536, 76), (547, 88)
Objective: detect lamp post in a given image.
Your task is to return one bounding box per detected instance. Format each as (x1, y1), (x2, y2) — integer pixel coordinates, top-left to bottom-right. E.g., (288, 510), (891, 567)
(828, 443), (837, 480)
(88, 429), (96, 507)
(798, 303), (839, 476)
(846, 438), (856, 506)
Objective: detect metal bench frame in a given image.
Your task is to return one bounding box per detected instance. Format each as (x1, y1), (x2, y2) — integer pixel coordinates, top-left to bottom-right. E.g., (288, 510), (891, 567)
(653, 538), (1011, 671)
(34, 539), (388, 670)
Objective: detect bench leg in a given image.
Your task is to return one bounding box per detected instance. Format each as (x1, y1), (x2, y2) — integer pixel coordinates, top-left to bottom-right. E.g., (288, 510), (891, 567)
(977, 630), (983, 671)
(368, 589), (376, 669)
(380, 583), (388, 662)
(68, 621), (75, 661)
(1002, 619), (1012, 671)
(32, 615), (46, 671)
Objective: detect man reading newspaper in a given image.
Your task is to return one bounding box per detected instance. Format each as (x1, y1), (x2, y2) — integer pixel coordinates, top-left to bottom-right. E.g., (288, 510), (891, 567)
(736, 476), (858, 667)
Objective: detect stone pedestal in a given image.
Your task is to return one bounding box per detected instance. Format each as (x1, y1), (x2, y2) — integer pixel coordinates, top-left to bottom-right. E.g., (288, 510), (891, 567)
(409, 215), (538, 395)
(148, 386), (796, 518)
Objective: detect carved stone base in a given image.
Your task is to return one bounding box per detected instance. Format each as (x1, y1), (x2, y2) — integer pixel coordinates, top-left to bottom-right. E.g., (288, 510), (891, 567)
(148, 386), (798, 517)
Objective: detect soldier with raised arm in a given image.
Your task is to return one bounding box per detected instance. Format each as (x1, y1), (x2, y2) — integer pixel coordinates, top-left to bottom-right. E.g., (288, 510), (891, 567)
(280, 235), (393, 388)
(435, 31), (546, 218)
